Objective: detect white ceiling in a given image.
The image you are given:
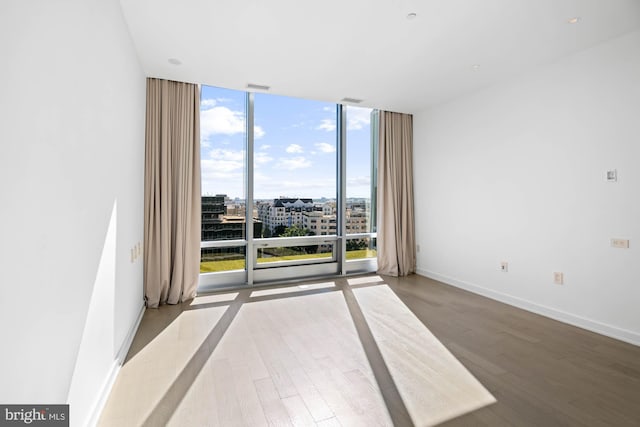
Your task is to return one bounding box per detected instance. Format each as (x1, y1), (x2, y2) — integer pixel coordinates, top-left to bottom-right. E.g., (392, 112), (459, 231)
(119, 0), (640, 113)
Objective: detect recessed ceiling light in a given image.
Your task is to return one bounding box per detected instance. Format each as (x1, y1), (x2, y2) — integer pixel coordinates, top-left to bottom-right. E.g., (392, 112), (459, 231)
(247, 83), (270, 91)
(407, 12), (417, 20)
(168, 58), (182, 65)
(567, 17), (580, 24)
(471, 64), (481, 71)
(341, 97), (363, 104)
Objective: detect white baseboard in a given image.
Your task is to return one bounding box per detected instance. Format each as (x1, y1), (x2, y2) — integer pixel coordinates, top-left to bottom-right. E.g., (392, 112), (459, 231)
(85, 303), (146, 427)
(417, 268), (640, 347)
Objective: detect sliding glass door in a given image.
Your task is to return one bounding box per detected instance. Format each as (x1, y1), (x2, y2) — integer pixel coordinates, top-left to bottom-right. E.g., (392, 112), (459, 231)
(199, 85), (377, 290)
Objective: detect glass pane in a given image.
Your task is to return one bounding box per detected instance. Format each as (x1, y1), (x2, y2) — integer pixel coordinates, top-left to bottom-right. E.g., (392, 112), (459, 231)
(256, 244), (334, 265)
(200, 86), (251, 242)
(346, 237), (377, 260)
(254, 93), (337, 239)
(346, 106), (377, 234)
(200, 86), (246, 202)
(201, 247), (246, 273)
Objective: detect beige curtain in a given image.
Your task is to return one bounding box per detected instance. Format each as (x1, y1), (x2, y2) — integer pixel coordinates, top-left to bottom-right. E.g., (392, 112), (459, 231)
(144, 78), (201, 308)
(377, 111), (416, 277)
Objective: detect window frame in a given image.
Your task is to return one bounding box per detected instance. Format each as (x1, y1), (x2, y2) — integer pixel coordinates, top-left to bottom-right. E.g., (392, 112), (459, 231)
(198, 90), (377, 291)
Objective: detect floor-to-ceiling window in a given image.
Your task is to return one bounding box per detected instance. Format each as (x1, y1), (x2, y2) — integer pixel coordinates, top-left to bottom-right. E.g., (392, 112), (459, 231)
(345, 106), (377, 262)
(253, 93), (338, 277)
(199, 86), (248, 286)
(199, 85), (377, 290)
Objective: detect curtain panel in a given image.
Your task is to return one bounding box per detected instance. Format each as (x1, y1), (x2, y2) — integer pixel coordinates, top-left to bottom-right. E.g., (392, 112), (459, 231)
(144, 78), (201, 308)
(377, 111), (416, 277)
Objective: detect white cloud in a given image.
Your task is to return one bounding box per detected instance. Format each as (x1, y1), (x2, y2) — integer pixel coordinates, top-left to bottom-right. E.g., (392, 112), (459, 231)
(201, 98), (233, 110)
(200, 99), (217, 109)
(201, 149), (245, 196)
(255, 152), (273, 165)
(347, 107), (373, 130)
(209, 148), (244, 162)
(316, 107), (369, 132)
(277, 156), (312, 170)
(201, 106), (244, 138)
(200, 106), (265, 140)
(316, 119), (336, 132)
(286, 144), (304, 153)
(253, 177), (336, 199)
(201, 167), (244, 198)
(347, 176), (371, 186)
(259, 144), (271, 150)
(201, 159), (243, 176)
(201, 148), (245, 175)
(314, 142), (335, 153)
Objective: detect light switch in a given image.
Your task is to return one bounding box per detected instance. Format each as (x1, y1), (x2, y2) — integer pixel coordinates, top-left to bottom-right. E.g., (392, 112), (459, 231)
(554, 272), (564, 285)
(611, 238), (629, 249)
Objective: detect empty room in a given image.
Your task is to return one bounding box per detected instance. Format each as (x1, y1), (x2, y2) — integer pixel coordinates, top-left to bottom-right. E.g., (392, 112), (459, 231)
(1, 0), (639, 426)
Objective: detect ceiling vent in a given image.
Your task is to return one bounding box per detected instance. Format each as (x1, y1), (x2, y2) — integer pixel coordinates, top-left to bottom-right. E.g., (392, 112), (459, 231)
(247, 83), (270, 91)
(341, 97), (363, 104)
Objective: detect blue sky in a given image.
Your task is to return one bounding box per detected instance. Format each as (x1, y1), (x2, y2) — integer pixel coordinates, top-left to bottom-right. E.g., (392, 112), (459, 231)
(200, 85), (373, 200)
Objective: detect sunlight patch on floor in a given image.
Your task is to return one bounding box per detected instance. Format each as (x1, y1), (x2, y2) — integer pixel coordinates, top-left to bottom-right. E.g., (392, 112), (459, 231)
(169, 290), (393, 426)
(100, 278), (496, 426)
(251, 281), (337, 297)
(190, 292), (239, 306)
(353, 284), (496, 426)
(347, 275), (384, 286)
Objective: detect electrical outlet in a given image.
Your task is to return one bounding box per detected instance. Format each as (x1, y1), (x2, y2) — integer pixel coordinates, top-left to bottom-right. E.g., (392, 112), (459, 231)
(500, 262), (508, 272)
(130, 242), (143, 263)
(611, 238), (629, 249)
(417, 244), (421, 253)
(554, 272), (564, 285)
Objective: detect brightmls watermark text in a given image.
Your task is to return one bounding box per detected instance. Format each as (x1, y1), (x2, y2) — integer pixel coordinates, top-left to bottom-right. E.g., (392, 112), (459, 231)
(1, 405), (68, 426)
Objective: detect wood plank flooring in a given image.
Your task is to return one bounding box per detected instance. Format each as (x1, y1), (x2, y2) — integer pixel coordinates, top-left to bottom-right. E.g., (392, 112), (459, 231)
(384, 274), (640, 426)
(98, 274), (640, 426)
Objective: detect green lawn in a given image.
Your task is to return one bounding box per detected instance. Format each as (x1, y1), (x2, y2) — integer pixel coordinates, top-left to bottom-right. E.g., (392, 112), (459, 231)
(200, 249), (377, 273)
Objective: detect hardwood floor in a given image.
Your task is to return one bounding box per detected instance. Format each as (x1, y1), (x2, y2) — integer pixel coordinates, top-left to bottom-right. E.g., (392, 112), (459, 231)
(386, 275), (640, 426)
(98, 274), (640, 426)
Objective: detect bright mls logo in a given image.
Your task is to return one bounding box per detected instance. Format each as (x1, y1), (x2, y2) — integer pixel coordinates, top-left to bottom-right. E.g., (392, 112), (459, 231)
(1, 405), (68, 426)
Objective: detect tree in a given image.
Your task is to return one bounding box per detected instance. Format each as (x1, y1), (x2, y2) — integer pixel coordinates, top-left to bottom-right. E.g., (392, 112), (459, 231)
(273, 225), (287, 237)
(280, 225), (317, 254)
(280, 224), (310, 237)
(347, 239), (366, 251)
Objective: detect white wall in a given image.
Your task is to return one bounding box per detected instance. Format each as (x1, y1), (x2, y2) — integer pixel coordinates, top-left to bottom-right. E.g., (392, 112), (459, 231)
(414, 30), (640, 345)
(0, 0), (146, 425)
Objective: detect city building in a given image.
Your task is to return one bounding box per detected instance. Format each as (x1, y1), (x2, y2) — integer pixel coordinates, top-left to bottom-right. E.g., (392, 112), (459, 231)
(302, 210), (336, 236)
(201, 195), (262, 262)
(201, 194), (225, 240)
(345, 207), (370, 234)
(257, 197), (322, 235)
(256, 197), (370, 237)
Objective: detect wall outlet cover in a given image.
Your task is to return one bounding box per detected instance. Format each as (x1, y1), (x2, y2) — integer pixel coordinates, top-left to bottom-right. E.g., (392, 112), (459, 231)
(611, 238), (630, 249)
(554, 272), (564, 285)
